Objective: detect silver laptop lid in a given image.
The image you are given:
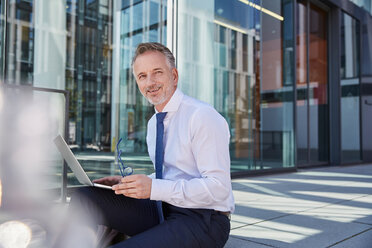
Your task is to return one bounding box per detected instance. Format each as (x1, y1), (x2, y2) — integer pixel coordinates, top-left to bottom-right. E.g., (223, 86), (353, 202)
(54, 134), (94, 187)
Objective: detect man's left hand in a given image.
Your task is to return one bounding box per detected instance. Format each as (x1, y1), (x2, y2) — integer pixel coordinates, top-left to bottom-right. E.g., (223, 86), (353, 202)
(112, 174), (152, 199)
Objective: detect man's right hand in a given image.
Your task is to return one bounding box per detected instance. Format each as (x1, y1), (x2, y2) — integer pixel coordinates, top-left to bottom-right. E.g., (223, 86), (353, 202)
(93, 176), (122, 186)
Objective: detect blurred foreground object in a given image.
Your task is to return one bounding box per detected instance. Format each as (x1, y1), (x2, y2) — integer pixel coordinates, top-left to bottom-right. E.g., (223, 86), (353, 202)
(0, 85), (96, 247)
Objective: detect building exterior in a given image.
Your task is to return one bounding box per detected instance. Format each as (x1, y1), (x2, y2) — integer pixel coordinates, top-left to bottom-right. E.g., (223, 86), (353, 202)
(0, 0), (372, 191)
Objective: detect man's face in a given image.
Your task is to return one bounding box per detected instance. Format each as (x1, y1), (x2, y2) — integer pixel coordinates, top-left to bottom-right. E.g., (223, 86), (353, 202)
(133, 51), (178, 112)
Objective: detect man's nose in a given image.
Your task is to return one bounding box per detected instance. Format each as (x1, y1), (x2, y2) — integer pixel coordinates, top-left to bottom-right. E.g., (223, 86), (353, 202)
(145, 74), (156, 86)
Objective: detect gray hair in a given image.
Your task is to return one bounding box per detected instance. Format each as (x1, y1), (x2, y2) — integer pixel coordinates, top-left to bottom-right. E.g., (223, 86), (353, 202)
(131, 42), (176, 69)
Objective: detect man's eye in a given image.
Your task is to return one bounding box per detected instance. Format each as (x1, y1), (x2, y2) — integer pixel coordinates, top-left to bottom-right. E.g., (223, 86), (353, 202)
(155, 71), (162, 74)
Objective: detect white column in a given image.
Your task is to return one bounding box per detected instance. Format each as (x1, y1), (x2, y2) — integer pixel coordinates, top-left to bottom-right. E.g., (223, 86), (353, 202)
(344, 14), (354, 78)
(34, 0), (66, 90)
(111, 0), (121, 152)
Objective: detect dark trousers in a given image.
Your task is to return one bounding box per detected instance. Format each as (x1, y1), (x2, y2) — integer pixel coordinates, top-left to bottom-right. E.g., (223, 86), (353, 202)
(69, 187), (230, 248)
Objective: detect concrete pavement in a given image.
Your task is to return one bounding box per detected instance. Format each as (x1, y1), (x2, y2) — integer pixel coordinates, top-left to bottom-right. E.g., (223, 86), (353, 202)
(225, 164), (372, 248)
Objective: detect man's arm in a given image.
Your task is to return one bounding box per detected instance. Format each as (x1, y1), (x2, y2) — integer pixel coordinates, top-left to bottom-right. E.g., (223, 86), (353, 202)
(151, 106), (232, 209)
(110, 107), (232, 209)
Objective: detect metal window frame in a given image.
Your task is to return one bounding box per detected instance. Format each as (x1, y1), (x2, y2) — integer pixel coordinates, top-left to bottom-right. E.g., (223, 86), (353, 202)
(293, 0), (298, 169)
(329, 7), (342, 166)
(0, 0), (7, 81)
(339, 10), (363, 164)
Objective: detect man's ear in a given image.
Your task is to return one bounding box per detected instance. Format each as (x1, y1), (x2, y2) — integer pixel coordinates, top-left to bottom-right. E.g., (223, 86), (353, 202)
(172, 68), (179, 85)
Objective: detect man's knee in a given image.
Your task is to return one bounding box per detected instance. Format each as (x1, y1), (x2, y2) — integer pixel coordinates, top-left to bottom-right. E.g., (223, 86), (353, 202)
(68, 187), (105, 223)
(69, 187), (94, 208)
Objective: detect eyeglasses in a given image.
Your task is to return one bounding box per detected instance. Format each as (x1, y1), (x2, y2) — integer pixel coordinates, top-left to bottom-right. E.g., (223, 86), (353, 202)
(116, 138), (133, 177)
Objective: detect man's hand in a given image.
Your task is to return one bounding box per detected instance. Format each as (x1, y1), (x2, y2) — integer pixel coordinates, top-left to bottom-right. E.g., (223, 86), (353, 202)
(93, 176), (122, 186)
(112, 174), (152, 199)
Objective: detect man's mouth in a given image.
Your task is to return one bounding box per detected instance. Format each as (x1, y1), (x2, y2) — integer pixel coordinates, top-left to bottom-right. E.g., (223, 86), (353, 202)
(147, 87), (161, 94)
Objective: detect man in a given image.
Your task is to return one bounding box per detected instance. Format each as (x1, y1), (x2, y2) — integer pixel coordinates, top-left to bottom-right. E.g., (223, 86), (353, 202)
(69, 42), (234, 248)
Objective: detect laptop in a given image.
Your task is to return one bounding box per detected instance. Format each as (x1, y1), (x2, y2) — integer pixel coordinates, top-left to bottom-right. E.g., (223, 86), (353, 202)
(54, 134), (112, 190)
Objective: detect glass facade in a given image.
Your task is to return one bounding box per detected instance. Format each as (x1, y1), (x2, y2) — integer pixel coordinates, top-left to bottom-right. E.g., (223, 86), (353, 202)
(0, 0), (371, 194)
(177, 0), (295, 172)
(66, 0), (113, 151)
(117, 0), (166, 153)
(348, 0), (372, 15)
(296, 0), (329, 166)
(114, 0), (167, 176)
(4, 0), (34, 85)
(340, 12), (361, 163)
(260, 0), (294, 168)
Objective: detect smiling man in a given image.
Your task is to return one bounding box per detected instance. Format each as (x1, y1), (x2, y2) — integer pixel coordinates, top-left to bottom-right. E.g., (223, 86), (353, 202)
(134, 48), (178, 111)
(68, 42), (234, 248)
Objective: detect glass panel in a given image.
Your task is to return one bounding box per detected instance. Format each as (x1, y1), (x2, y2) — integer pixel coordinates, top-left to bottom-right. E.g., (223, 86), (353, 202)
(115, 0), (167, 176)
(65, 0), (114, 187)
(296, 0), (308, 165)
(308, 3), (328, 163)
(296, 1), (329, 165)
(0, 1), (168, 193)
(5, 0), (34, 85)
(177, 0), (295, 172)
(348, 0), (372, 16)
(340, 12), (361, 163)
(2, 0), (115, 190)
(178, 0), (259, 172)
(261, 0), (295, 168)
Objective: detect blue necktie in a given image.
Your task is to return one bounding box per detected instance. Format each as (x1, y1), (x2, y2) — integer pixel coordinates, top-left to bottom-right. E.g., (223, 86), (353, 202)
(155, 112), (167, 223)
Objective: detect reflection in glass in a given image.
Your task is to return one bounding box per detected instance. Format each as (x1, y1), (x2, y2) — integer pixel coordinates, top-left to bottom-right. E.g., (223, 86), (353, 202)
(261, 0), (295, 168)
(340, 12), (361, 163)
(296, 1), (329, 165)
(178, 0), (295, 172)
(5, 0), (34, 85)
(2, 0), (116, 188)
(296, 0), (308, 164)
(178, 0), (260, 171)
(66, 0), (113, 153)
(0, 0), (5, 79)
(117, 0), (167, 158)
(308, 3), (328, 163)
(348, 0), (372, 16)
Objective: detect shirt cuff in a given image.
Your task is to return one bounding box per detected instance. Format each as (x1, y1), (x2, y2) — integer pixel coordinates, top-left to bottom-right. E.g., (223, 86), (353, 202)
(150, 178), (173, 201)
(147, 173), (155, 179)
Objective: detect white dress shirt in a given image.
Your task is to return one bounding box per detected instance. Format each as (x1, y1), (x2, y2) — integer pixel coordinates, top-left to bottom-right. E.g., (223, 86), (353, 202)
(148, 88), (235, 213)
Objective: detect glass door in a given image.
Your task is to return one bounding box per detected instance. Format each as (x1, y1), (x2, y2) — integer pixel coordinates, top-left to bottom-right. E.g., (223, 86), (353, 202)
(296, 0), (329, 166)
(340, 12), (361, 163)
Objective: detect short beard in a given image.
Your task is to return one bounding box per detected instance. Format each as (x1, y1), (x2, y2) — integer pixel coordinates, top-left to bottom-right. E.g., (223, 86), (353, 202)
(145, 94), (167, 106)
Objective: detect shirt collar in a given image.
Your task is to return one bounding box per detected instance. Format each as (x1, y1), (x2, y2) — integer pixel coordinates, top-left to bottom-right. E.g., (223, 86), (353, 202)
(155, 88), (183, 113)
